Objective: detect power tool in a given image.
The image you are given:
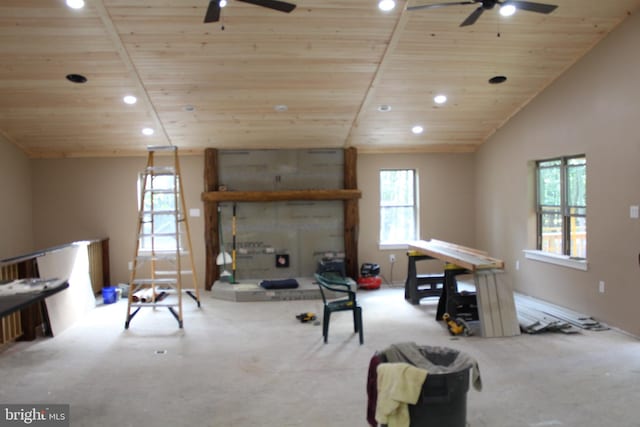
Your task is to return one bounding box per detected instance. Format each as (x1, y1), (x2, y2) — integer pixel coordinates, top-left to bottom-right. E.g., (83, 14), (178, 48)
(442, 313), (472, 336)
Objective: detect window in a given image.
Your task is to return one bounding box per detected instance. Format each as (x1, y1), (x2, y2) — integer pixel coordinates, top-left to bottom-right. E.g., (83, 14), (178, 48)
(380, 169), (418, 245)
(138, 173), (180, 252)
(536, 156), (586, 258)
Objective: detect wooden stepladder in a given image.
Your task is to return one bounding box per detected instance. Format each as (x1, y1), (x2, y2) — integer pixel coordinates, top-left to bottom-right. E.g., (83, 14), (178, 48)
(125, 145), (200, 329)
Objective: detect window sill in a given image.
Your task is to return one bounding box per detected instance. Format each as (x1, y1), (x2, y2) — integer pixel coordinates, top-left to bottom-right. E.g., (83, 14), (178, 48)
(523, 250), (588, 271)
(379, 243), (409, 251)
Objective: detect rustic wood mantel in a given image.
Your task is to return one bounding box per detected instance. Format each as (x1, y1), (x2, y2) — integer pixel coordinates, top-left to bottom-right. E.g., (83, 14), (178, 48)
(201, 148), (361, 290)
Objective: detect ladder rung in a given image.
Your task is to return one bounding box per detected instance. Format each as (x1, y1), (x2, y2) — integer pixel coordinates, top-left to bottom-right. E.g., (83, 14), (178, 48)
(155, 270), (193, 276)
(141, 210), (180, 215)
(146, 166), (176, 174)
(139, 232), (182, 238)
(132, 278), (177, 285)
(131, 302), (179, 308)
(143, 188), (176, 194)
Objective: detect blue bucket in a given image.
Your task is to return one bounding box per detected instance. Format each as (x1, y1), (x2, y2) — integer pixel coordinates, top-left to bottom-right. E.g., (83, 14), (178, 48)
(102, 286), (117, 304)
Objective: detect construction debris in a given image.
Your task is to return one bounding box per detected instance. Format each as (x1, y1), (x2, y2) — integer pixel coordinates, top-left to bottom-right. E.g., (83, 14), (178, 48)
(515, 293), (608, 334)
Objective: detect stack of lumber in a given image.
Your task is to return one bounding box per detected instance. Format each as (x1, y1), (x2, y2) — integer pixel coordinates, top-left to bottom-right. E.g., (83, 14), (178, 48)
(515, 293), (608, 334)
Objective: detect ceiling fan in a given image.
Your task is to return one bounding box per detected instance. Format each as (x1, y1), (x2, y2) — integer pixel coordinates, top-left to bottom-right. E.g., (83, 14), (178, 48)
(407, 0), (558, 27)
(204, 0), (296, 23)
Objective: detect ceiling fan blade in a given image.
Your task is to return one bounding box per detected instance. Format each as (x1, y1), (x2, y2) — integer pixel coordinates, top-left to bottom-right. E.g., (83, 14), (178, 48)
(236, 0), (296, 13)
(503, 1), (557, 14)
(460, 6), (484, 26)
(407, 1), (477, 12)
(204, 0), (221, 22)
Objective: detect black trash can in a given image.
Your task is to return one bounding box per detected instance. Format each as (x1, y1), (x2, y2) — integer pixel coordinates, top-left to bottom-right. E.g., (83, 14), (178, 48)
(409, 346), (471, 427)
(378, 343), (480, 427)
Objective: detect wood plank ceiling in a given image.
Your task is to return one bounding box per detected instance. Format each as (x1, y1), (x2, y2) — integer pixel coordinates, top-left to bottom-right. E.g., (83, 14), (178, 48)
(0, 0), (638, 157)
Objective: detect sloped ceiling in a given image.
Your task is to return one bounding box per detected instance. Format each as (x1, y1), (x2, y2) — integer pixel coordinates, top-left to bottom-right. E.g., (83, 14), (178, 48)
(0, 0), (638, 157)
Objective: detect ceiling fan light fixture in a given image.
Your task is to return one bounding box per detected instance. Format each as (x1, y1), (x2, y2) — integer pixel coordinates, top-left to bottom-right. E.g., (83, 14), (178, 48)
(378, 0), (396, 12)
(411, 125), (424, 134)
(500, 4), (517, 17)
(489, 75), (507, 84)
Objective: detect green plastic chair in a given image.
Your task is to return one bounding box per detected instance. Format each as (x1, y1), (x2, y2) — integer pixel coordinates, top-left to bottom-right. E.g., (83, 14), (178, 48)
(314, 273), (363, 345)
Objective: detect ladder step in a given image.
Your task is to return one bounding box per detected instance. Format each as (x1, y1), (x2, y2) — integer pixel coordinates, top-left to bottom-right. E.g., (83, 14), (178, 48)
(131, 302), (180, 308)
(141, 210), (181, 215)
(155, 270), (193, 276)
(143, 188), (176, 194)
(132, 278), (177, 285)
(136, 252), (189, 261)
(146, 166), (176, 174)
(139, 232), (184, 238)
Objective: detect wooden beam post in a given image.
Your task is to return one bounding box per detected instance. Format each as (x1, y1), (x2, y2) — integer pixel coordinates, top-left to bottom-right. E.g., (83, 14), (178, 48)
(344, 147), (359, 280)
(204, 148), (219, 290)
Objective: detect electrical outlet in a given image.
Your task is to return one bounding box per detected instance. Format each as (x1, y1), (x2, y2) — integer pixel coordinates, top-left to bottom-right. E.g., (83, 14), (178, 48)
(128, 261), (133, 271)
(599, 281), (605, 294)
(389, 254), (396, 263)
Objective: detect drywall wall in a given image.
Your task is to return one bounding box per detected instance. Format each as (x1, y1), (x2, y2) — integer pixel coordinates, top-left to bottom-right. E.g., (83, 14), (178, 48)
(0, 136), (33, 259)
(475, 11), (640, 336)
(28, 149), (476, 290)
(31, 155), (206, 288)
(358, 152), (476, 285)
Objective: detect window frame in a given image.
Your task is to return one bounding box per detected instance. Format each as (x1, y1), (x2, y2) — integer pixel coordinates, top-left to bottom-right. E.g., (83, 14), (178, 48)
(379, 169), (419, 247)
(535, 155), (586, 259)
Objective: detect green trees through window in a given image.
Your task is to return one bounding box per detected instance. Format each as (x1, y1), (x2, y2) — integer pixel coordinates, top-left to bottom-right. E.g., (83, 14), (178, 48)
(536, 156), (586, 258)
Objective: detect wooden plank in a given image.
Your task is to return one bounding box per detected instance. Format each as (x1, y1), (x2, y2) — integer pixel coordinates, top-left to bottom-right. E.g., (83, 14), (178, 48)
(474, 270), (520, 338)
(201, 189), (362, 203)
(408, 239), (504, 271)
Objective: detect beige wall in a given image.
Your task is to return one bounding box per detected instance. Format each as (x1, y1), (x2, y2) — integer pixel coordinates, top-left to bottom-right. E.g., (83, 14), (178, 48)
(26, 151), (476, 290)
(0, 136), (33, 259)
(31, 155), (206, 288)
(358, 153), (476, 284)
(475, 11), (640, 336)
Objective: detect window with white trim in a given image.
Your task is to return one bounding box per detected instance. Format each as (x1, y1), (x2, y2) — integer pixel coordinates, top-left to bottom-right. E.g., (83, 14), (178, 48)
(536, 155), (586, 258)
(379, 169), (418, 245)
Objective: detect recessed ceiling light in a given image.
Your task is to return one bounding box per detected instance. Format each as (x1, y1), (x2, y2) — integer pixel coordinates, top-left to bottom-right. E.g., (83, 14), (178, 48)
(219, 0), (228, 7)
(142, 128), (155, 136)
(66, 0), (85, 9)
(500, 5), (517, 17)
(434, 94), (447, 105)
(66, 74), (87, 84)
(183, 105), (196, 112)
(411, 125), (424, 134)
(123, 95), (137, 105)
(274, 104), (288, 112)
(377, 104), (392, 112)
(378, 0), (396, 12)
(489, 75), (508, 84)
